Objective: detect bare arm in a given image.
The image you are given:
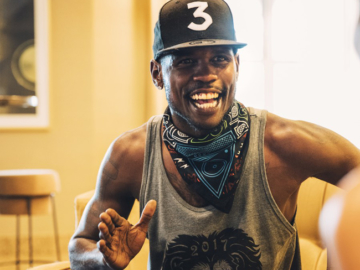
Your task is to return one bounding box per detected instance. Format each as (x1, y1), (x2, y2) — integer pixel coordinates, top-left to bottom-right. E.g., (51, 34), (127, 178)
(262, 113), (360, 222)
(266, 112), (360, 186)
(68, 125), (155, 269)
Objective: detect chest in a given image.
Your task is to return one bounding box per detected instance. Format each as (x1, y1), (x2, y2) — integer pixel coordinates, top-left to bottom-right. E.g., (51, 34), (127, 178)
(162, 140), (209, 207)
(162, 139), (299, 221)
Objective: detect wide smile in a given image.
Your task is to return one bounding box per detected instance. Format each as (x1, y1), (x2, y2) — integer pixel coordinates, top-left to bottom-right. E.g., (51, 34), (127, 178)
(189, 92), (220, 109)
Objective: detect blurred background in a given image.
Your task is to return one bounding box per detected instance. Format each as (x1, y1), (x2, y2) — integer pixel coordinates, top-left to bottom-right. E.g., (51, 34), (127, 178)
(0, 0), (359, 268)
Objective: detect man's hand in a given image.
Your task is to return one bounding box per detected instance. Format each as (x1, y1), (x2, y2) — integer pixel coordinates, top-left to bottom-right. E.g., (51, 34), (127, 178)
(97, 200), (157, 270)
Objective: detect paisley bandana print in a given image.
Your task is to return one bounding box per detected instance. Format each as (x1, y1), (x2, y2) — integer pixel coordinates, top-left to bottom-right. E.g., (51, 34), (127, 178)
(162, 101), (250, 213)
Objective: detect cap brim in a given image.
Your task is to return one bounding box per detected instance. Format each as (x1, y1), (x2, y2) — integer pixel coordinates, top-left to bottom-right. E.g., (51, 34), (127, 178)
(155, 39), (247, 59)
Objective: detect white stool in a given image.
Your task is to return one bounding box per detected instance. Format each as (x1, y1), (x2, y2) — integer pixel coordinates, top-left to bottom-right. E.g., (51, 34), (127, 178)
(0, 169), (61, 269)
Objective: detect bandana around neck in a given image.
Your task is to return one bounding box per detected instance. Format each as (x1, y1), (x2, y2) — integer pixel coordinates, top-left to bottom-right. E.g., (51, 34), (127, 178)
(162, 101), (250, 213)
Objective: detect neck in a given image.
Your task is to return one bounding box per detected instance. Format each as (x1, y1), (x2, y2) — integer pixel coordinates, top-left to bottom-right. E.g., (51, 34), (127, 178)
(169, 102), (236, 138)
(172, 117), (215, 138)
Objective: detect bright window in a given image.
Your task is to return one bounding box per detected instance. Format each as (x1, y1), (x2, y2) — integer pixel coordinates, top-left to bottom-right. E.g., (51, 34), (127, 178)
(227, 0), (360, 148)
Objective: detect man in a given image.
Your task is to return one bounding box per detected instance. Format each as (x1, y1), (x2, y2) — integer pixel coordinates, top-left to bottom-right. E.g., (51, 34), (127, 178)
(68, 0), (360, 269)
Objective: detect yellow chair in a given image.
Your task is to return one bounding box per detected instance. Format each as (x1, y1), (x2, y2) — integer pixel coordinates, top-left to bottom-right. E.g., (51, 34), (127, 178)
(297, 177), (342, 270)
(29, 177), (341, 269)
(0, 169), (61, 269)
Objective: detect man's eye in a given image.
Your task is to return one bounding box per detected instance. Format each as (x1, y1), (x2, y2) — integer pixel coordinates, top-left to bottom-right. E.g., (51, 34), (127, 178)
(213, 56), (228, 62)
(178, 59), (194, 65)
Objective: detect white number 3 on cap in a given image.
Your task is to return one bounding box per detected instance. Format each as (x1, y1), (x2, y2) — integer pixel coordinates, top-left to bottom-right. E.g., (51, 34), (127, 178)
(187, 2), (213, 31)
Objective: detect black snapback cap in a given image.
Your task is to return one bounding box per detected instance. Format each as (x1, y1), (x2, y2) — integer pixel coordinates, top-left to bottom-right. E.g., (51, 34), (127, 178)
(153, 0), (247, 60)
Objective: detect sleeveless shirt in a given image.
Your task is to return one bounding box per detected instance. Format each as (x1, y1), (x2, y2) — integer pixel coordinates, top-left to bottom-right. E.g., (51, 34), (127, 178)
(140, 108), (301, 270)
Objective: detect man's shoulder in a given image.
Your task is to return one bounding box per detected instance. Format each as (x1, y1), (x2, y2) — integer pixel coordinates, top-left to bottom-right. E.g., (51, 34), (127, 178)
(264, 111), (336, 159)
(264, 111), (339, 148)
(111, 122), (148, 161)
(112, 115), (163, 154)
(263, 111), (360, 183)
(264, 112), (298, 144)
(99, 122), (149, 200)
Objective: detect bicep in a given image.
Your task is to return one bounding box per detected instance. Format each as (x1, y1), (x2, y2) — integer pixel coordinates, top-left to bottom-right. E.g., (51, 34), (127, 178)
(299, 121), (360, 184)
(72, 138), (140, 241)
(312, 137), (360, 184)
(267, 114), (360, 185)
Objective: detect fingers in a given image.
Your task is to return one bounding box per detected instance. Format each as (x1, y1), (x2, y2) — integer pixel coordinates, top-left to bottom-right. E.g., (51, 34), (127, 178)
(99, 211), (117, 234)
(135, 200), (157, 233)
(99, 208), (128, 243)
(98, 221), (112, 244)
(99, 200), (157, 238)
(106, 208), (126, 227)
(97, 239), (114, 265)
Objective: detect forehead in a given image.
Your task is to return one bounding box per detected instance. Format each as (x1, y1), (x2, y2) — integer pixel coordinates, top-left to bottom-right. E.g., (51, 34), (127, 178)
(166, 46), (235, 58)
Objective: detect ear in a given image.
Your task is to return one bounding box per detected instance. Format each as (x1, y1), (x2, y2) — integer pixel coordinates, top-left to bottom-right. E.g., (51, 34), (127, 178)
(150, 59), (164, 90)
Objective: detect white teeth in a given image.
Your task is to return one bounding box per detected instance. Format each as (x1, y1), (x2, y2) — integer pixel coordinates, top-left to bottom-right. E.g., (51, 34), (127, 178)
(194, 100), (217, 109)
(190, 92), (219, 109)
(190, 92), (219, 100)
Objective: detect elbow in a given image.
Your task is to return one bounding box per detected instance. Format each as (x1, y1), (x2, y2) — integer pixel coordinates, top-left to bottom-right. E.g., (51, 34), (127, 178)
(67, 236), (105, 270)
(68, 237), (79, 268)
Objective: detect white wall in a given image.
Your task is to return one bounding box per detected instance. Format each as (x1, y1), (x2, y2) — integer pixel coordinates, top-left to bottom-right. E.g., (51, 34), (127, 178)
(228, 0), (360, 148)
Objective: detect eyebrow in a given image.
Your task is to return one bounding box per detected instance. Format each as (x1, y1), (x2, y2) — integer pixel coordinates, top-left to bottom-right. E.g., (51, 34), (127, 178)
(170, 49), (193, 58)
(171, 47), (233, 58)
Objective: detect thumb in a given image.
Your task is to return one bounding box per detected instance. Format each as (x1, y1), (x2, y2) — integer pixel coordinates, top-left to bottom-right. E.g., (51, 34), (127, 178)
(135, 200), (157, 233)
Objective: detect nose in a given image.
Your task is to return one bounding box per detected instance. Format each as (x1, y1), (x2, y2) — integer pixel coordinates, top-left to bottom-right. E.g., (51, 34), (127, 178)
(192, 61), (218, 82)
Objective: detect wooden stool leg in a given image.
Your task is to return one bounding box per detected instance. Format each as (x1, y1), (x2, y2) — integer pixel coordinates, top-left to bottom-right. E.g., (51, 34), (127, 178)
(27, 198), (33, 267)
(51, 195), (61, 261)
(16, 215), (20, 270)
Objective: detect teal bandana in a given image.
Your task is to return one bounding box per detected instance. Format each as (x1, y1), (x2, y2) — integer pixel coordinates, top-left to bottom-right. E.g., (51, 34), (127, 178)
(162, 101), (250, 213)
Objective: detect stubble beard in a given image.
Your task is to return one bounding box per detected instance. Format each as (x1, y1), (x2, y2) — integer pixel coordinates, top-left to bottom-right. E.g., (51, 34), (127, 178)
(164, 83), (237, 137)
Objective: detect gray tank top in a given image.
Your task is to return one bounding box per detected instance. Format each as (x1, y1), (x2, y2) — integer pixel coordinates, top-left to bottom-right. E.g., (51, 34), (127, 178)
(140, 108), (301, 270)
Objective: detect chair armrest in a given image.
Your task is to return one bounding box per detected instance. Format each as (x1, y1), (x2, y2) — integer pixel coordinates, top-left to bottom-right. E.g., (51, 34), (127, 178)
(74, 190), (95, 228)
(297, 177), (342, 246)
(297, 177), (342, 270)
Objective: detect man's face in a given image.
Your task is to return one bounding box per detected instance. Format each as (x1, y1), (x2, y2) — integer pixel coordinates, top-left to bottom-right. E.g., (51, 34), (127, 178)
(156, 46), (239, 137)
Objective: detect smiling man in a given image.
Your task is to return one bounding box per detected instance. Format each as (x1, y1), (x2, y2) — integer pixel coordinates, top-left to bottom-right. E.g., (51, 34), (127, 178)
(68, 1), (360, 269)
(153, 46), (239, 137)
